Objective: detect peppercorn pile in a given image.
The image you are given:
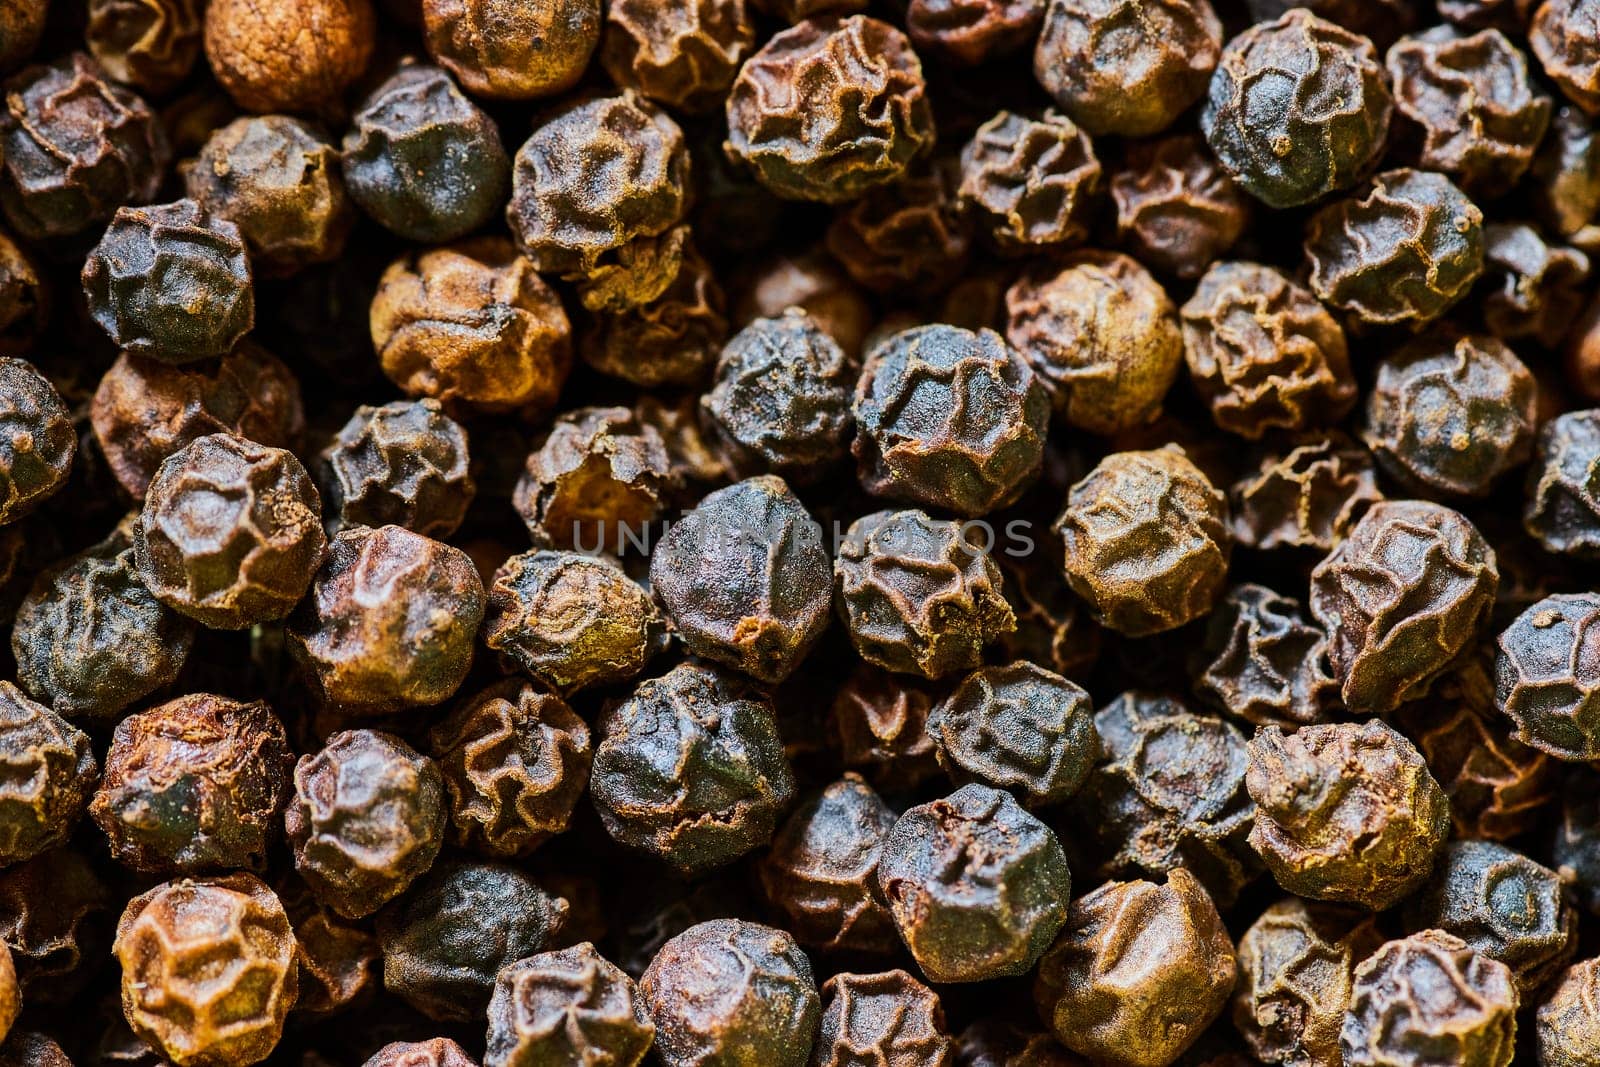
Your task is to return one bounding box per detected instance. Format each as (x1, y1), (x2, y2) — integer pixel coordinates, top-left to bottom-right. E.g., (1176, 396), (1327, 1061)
(9, 0), (1600, 1065)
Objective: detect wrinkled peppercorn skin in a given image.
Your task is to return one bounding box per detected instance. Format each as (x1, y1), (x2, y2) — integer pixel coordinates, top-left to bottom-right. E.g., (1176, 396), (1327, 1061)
(1404, 699), (1556, 841)
(907, 0), (1043, 64)
(1229, 433), (1383, 553)
(1533, 0), (1600, 116)
(0, 358), (71, 526)
(513, 406), (672, 552)
(814, 970), (951, 1067)
(1111, 133), (1248, 280)
(0, 846), (110, 1003)
(421, 0), (599, 100)
(364, 1040), (476, 1067)
(826, 161), (972, 294)
(86, 0), (202, 95)
(1539, 958), (1600, 1067)
(601, 0), (754, 113)
(583, 237), (727, 388)
(957, 110), (1100, 252)
(1247, 720), (1450, 909)
(1480, 223), (1589, 347)
(1496, 592), (1600, 760)
(320, 399), (474, 540)
(486, 942), (655, 1067)
(1309, 500), (1498, 713)
(277, 874), (379, 1017)
(829, 665), (942, 790)
(1034, 869), (1237, 1067)
(0, 682), (96, 868)
(203, 0), (374, 113)
(725, 16), (935, 203)
(1524, 409), (1600, 556)
(1196, 584), (1338, 729)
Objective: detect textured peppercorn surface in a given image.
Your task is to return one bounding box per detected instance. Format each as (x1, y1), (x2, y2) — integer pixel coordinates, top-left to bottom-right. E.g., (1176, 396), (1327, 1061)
(813, 970), (951, 1067)
(1111, 133), (1248, 280)
(86, 0), (202, 94)
(0, 846), (109, 1003)
(1524, 409), (1600, 556)
(0, 358), (71, 526)
(1539, 958), (1600, 1067)
(1480, 223), (1589, 347)
(1195, 584), (1338, 729)
(957, 110), (1100, 251)
(277, 874), (379, 1016)
(601, 0), (754, 113)
(828, 161), (971, 293)
(421, 0), (599, 99)
(1533, 0), (1600, 116)
(363, 1039), (476, 1067)
(1404, 699), (1555, 842)
(320, 398), (474, 539)
(828, 665), (942, 791)
(485, 942), (654, 1067)
(1496, 592), (1600, 759)
(907, 0), (1042, 64)
(513, 406), (672, 552)
(583, 237), (728, 388)
(203, 0), (374, 113)
(1229, 433), (1383, 552)
(0, 681), (95, 868)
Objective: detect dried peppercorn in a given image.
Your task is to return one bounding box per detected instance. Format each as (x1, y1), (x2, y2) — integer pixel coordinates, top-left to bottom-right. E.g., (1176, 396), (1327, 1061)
(835, 509), (1015, 678)
(1247, 720), (1450, 909)
(0, 846), (111, 1002)
(0, 233), (45, 355)
(572, 223), (692, 313)
(92, 694), (290, 875)
(427, 680), (590, 859)
(1202, 10), (1391, 208)
(1233, 898), (1383, 1067)
(725, 16), (934, 203)
(813, 970), (950, 1067)
(12, 520), (195, 721)
(701, 310), (853, 483)
(485, 549), (666, 694)
(995, 554), (1099, 682)
(134, 433), (324, 629)
(854, 325), (1047, 516)
(1496, 592), (1600, 760)
(1524, 409), (1600, 556)
(1073, 692), (1257, 906)
(878, 784), (1070, 983)
(0, 52), (168, 241)
(1228, 433), (1383, 553)
(957, 110), (1100, 252)
(285, 729), (445, 919)
(1387, 27), (1551, 196)
(1533, 106), (1600, 240)
(1004, 252), (1183, 435)
(91, 345), (304, 502)
(759, 774), (899, 956)
(370, 237), (571, 417)
(421, 0), (598, 99)
(380, 862), (569, 1021)
(828, 665), (942, 791)
(826, 162), (971, 293)
(1539, 958), (1600, 1067)
(1056, 448), (1229, 637)
(202, 0), (374, 113)
(0, 359), (71, 526)
(1034, 869), (1236, 1067)
(1310, 501), (1497, 713)
(0, 1032), (69, 1067)
(320, 399), (473, 540)
(1533, 0), (1600, 116)
(600, 0), (754, 113)
(86, 0), (202, 95)
(289, 525), (484, 716)
(342, 62), (509, 243)
(507, 93), (687, 277)
(1180, 261), (1356, 439)
(486, 942), (653, 1067)
(928, 663), (1096, 807)
(907, 0), (1044, 65)
(640, 920), (818, 1067)
(1480, 223), (1590, 347)
(276, 874), (379, 1016)
(754, 0), (867, 18)
(1033, 0), (1221, 137)
(513, 407), (672, 552)
(114, 873), (297, 1067)
(1195, 584), (1337, 730)
(1305, 169), (1486, 328)
(1403, 700), (1555, 841)
(183, 115), (353, 277)
(737, 249), (871, 359)
(650, 477), (831, 683)
(1340, 931), (1517, 1067)
(1110, 133), (1248, 280)
(363, 1040), (474, 1067)
(0, 682), (95, 867)
(1363, 333), (1537, 498)
(583, 236), (728, 388)
(1408, 840), (1576, 993)
(592, 662), (794, 873)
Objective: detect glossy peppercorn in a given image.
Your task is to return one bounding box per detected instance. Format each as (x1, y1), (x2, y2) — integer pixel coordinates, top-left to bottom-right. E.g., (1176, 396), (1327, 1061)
(513, 406), (672, 552)
(421, 0), (599, 100)
(957, 110), (1100, 252)
(0, 358), (71, 526)
(203, 0), (374, 113)
(320, 399), (474, 539)
(0, 682), (95, 868)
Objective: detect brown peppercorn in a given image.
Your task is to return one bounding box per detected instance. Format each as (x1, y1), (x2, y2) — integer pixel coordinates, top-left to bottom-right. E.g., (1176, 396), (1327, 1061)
(835, 509), (1015, 678)
(854, 325), (1048, 517)
(0, 2), (43, 75)
(827, 162), (972, 293)
(1525, 410), (1600, 556)
(759, 774), (899, 956)
(725, 16), (935, 203)
(1229, 433), (1383, 553)
(1534, 0), (1600, 116)
(1180, 261), (1356, 439)
(114, 873), (298, 1067)
(90, 345), (304, 502)
(370, 237), (571, 417)
(1056, 447), (1230, 637)
(601, 0), (754, 113)
(907, 0), (1044, 65)
(1004, 252), (1183, 435)
(650, 477), (831, 684)
(275, 874), (379, 1016)
(285, 729), (445, 919)
(1340, 931), (1517, 1067)
(422, 0), (599, 100)
(0, 943), (14, 1047)
(583, 236), (727, 388)
(1110, 133), (1249, 280)
(635, 395), (729, 493)
(1539, 958), (1600, 1067)
(1480, 223), (1590, 347)
(592, 662), (795, 873)
(1496, 592), (1600, 760)
(736, 249), (871, 359)
(427, 679), (590, 859)
(484, 549), (667, 694)
(1402, 699), (1556, 841)
(996, 554), (1100, 683)
(183, 116), (353, 277)
(486, 942), (654, 1067)
(86, 0), (201, 95)
(572, 223), (692, 314)
(1305, 169), (1486, 328)
(1532, 105), (1600, 241)
(1233, 898), (1383, 1067)
(363, 1040), (474, 1067)
(1195, 584), (1338, 729)
(203, 0), (374, 113)
(1247, 720), (1450, 909)
(1034, 870), (1236, 1067)
(0, 52), (169, 241)
(0, 231), (45, 355)
(1310, 501), (1497, 713)
(0, 1032), (69, 1067)
(379, 861), (569, 1021)
(320, 399), (474, 540)
(1033, 0), (1221, 137)
(957, 110), (1100, 253)
(134, 433), (324, 629)
(0, 682), (95, 867)
(92, 694), (290, 875)
(507, 93), (688, 277)
(828, 664), (942, 791)
(0, 846), (111, 1002)
(513, 407), (672, 551)
(0, 358), (71, 526)
(1387, 27), (1551, 197)
(813, 971), (950, 1067)
(641, 919), (819, 1067)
